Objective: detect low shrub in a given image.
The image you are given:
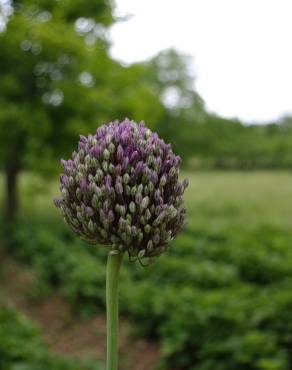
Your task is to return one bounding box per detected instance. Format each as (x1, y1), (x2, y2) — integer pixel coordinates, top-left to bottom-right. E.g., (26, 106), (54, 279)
(0, 306), (103, 370)
(5, 218), (292, 370)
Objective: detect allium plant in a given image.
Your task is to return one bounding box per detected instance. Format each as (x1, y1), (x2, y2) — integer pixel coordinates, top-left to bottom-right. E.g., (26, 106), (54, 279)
(54, 119), (188, 370)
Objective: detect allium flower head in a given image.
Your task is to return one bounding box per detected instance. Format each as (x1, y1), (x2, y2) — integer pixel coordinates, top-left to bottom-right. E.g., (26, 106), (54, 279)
(54, 119), (188, 260)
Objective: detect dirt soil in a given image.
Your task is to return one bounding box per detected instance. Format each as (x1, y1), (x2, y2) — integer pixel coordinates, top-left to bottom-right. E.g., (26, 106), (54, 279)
(0, 256), (160, 370)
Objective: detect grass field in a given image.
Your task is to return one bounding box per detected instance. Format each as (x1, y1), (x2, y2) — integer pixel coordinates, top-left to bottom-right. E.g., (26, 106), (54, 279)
(2, 170), (291, 228)
(185, 171), (292, 229)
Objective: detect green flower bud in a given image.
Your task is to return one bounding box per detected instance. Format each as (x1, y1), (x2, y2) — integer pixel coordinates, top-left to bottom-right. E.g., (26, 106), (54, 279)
(88, 220), (95, 233)
(109, 143), (115, 154)
(148, 182), (154, 192)
(126, 225), (131, 235)
(125, 185), (131, 196)
(120, 205), (126, 216)
(145, 209), (151, 220)
(103, 148), (110, 160)
(91, 195), (99, 209)
(160, 175), (167, 187)
(126, 213), (132, 224)
(137, 184), (143, 193)
(129, 202), (136, 213)
(144, 224), (151, 233)
(137, 231), (143, 243)
(100, 229), (108, 239)
(141, 196), (149, 209)
(144, 185), (149, 195)
(109, 163), (115, 173)
(131, 186), (137, 196)
(85, 155), (91, 166)
(123, 173), (130, 185)
(145, 129), (151, 138)
(111, 235), (119, 244)
(76, 188), (81, 200)
(94, 186), (102, 197)
(169, 166), (176, 177)
(131, 226), (137, 237)
(61, 188), (68, 199)
(102, 161), (108, 172)
(147, 240), (153, 252)
(95, 169), (103, 183)
(138, 249), (146, 258)
(169, 205), (178, 218)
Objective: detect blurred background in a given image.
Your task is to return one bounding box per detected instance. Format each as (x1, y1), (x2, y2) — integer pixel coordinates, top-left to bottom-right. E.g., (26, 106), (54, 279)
(1, 1), (292, 369)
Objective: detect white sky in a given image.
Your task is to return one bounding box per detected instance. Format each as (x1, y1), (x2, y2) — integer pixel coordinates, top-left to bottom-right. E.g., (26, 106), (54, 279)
(109, 0), (292, 123)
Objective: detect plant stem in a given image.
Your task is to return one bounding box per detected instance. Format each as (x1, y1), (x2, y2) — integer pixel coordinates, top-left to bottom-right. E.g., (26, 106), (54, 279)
(106, 251), (123, 370)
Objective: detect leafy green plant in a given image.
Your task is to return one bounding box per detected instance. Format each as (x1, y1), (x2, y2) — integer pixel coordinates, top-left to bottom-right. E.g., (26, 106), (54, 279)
(0, 306), (103, 370)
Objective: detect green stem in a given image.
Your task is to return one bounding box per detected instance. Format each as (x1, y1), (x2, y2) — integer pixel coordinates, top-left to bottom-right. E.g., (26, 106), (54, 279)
(106, 251), (123, 370)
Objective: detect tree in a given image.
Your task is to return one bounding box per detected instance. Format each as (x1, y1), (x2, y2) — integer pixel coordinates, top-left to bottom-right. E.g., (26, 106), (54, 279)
(0, 0), (114, 221)
(143, 49), (205, 158)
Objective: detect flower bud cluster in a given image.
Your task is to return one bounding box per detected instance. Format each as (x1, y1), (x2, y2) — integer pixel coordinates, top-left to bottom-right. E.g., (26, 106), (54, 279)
(54, 119), (188, 259)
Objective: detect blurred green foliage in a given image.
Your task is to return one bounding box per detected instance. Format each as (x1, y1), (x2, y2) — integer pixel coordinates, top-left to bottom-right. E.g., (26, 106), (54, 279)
(2, 171), (292, 370)
(1, 0), (292, 221)
(0, 306), (103, 370)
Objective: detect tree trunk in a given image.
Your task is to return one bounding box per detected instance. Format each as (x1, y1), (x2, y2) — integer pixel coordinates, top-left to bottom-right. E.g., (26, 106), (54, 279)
(5, 164), (19, 223)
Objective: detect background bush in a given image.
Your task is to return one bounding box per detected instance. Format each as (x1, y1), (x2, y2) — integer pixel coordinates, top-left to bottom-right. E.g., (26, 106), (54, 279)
(0, 306), (103, 370)
(5, 175), (292, 370)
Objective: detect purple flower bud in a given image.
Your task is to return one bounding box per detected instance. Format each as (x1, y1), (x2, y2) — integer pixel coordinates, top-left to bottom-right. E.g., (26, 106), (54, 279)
(60, 159), (67, 168)
(115, 181), (123, 195)
(121, 131), (129, 145)
(134, 161), (144, 178)
(183, 177), (189, 189)
(130, 150), (138, 163)
(79, 176), (87, 191)
(150, 171), (158, 184)
(104, 174), (112, 189)
(122, 157), (129, 170)
(114, 164), (122, 175)
(54, 119), (188, 259)
(91, 144), (102, 157)
(79, 135), (87, 144)
(86, 207), (94, 217)
(60, 174), (70, 187)
(53, 197), (63, 208)
(96, 125), (106, 138)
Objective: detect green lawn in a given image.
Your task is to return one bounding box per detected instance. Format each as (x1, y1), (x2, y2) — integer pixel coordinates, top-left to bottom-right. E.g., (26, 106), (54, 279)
(184, 171), (292, 230)
(2, 170), (290, 229)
